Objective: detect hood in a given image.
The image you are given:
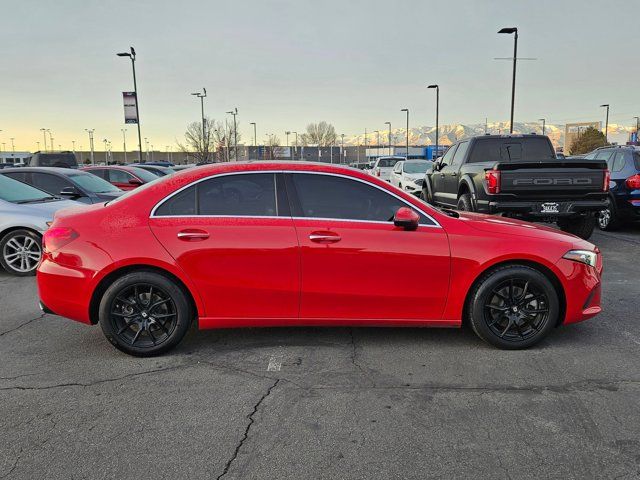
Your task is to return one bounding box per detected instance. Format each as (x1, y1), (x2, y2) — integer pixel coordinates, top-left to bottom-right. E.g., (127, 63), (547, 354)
(403, 172), (424, 180)
(455, 211), (593, 248)
(10, 199), (83, 219)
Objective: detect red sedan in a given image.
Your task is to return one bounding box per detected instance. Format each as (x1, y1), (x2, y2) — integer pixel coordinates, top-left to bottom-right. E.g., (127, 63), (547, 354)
(81, 165), (159, 190)
(37, 162), (603, 356)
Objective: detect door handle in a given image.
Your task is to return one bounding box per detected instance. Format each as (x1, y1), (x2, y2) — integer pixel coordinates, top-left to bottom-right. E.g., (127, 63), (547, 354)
(451, 171), (458, 176)
(177, 229), (209, 241)
(309, 231), (341, 244)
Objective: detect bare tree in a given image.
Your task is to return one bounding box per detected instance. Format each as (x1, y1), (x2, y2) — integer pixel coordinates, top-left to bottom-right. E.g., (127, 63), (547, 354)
(266, 134), (281, 147)
(213, 119), (242, 162)
(300, 121), (337, 146)
(177, 117), (216, 163)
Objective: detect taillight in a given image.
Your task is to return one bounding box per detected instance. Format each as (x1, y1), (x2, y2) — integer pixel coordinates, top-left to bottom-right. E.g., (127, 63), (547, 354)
(43, 227), (78, 253)
(485, 169), (501, 194)
(376, 169), (381, 177)
(625, 174), (640, 190)
(603, 169), (611, 192)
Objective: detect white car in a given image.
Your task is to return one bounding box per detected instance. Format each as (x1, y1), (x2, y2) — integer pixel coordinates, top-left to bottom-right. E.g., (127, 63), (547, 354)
(389, 160), (432, 195)
(370, 156), (405, 182)
(0, 175), (81, 276)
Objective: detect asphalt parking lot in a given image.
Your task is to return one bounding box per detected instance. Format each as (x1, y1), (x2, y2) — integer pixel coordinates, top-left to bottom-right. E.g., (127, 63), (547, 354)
(1, 226), (640, 479)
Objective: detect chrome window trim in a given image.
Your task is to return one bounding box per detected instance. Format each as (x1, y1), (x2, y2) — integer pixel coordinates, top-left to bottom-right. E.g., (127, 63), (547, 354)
(150, 170), (441, 228)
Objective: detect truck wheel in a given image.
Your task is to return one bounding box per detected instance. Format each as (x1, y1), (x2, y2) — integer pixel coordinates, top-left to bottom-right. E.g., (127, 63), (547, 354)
(557, 214), (596, 240)
(457, 193), (474, 212)
(597, 204), (620, 231)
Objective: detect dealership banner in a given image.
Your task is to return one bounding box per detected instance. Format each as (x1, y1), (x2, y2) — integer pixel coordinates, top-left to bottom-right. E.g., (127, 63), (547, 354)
(122, 92), (138, 124)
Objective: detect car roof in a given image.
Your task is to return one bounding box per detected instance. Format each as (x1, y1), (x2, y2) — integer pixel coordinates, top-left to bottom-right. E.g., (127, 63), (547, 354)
(0, 166), (89, 175)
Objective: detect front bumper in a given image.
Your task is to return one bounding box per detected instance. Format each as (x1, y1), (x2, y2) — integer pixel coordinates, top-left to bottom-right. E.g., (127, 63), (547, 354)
(555, 256), (603, 325)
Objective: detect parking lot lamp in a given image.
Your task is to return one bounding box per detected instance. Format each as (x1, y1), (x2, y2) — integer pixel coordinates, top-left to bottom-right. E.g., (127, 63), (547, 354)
(292, 131), (298, 160)
(285, 131), (290, 149)
(85, 129), (95, 165)
(10, 138), (15, 153)
(539, 118), (546, 135)
(226, 108), (238, 161)
(103, 139), (109, 163)
(191, 88), (207, 161)
(121, 129), (127, 163)
(600, 104), (610, 143)
(401, 109), (409, 159)
(498, 27), (518, 133)
(117, 47), (143, 163)
(40, 128), (48, 152)
(385, 122), (392, 155)
(47, 130), (53, 151)
(427, 85), (439, 158)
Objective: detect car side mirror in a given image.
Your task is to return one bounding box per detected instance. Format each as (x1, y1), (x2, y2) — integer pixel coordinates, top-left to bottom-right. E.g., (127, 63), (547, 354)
(128, 178), (143, 185)
(59, 186), (81, 197)
(393, 207), (419, 231)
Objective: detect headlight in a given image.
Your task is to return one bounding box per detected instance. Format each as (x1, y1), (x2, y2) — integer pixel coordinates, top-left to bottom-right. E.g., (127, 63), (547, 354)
(413, 178), (424, 185)
(563, 250), (597, 267)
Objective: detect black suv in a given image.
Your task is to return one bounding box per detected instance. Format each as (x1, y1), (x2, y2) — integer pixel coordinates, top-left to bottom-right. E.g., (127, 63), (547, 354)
(583, 145), (640, 230)
(422, 134), (609, 239)
(27, 151), (78, 168)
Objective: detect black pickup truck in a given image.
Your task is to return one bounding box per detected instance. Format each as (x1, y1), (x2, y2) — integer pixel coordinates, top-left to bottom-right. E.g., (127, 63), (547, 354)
(421, 134), (609, 239)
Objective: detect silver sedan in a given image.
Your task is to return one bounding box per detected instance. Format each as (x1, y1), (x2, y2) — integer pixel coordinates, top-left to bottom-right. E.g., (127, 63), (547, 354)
(0, 175), (81, 276)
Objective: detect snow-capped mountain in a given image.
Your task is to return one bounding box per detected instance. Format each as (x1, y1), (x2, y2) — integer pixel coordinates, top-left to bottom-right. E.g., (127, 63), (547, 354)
(346, 122), (633, 148)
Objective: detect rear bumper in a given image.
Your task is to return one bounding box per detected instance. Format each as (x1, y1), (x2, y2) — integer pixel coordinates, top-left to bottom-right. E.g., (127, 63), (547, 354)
(488, 199), (609, 217)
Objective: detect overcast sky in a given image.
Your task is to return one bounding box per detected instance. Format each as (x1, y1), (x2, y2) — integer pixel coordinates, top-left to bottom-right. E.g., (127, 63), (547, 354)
(1, 0), (638, 152)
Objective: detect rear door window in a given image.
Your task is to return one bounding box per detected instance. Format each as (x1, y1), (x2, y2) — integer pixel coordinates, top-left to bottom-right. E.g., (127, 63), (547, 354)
(108, 169), (135, 184)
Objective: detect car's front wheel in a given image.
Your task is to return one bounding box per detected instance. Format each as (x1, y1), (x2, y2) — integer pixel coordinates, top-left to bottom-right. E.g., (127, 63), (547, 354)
(99, 271), (193, 356)
(0, 229), (42, 276)
(467, 265), (559, 349)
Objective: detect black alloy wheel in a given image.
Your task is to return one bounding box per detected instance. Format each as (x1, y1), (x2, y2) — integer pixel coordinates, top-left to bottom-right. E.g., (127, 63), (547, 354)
(99, 271), (192, 356)
(468, 266), (559, 349)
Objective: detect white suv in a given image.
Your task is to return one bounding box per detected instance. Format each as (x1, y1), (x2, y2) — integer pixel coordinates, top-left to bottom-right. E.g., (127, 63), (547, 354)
(389, 160), (432, 195)
(370, 157), (404, 182)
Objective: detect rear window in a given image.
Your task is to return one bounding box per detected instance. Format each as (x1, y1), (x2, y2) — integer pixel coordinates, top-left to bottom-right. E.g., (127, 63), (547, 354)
(468, 137), (555, 163)
(377, 158), (402, 168)
(33, 153), (77, 167)
(127, 167), (160, 183)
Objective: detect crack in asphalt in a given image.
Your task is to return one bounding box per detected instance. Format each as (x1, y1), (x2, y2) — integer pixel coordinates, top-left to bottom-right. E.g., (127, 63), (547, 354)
(349, 328), (376, 387)
(216, 379), (280, 480)
(0, 447), (21, 479)
(0, 314), (45, 338)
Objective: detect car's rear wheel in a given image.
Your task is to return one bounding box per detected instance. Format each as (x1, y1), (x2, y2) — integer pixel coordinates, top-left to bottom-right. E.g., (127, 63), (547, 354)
(557, 214), (596, 239)
(597, 204), (620, 231)
(456, 193), (474, 211)
(99, 271), (192, 356)
(0, 229), (42, 277)
(467, 265), (559, 349)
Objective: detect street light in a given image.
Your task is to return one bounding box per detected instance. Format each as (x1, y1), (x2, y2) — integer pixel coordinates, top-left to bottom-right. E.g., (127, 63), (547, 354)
(385, 122), (392, 155)
(144, 137), (150, 162)
(428, 84), (439, 159)
(103, 139), (109, 164)
(47, 130), (53, 152)
(341, 133), (345, 164)
(539, 118), (546, 135)
(600, 104), (610, 143)
(292, 131), (298, 160)
(85, 129), (95, 165)
(498, 27), (518, 134)
(40, 128), (48, 152)
(191, 88), (208, 162)
(250, 122), (257, 160)
(121, 129), (127, 163)
(401, 109), (409, 159)
(226, 108), (238, 161)
(10, 138), (15, 153)
(117, 46), (143, 163)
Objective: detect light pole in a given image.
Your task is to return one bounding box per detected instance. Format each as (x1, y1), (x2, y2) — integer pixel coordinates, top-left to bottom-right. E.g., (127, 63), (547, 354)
(285, 131), (290, 147)
(250, 122), (257, 160)
(10, 138), (15, 153)
(121, 129), (127, 163)
(144, 137), (150, 162)
(385, 122), (392, 155)
(47, 130), (53, 151)
(292, 131), (298, 160)
(40, 128), (48, 152)
(341, 133), (345, 164)
(117, 46), (143, 163)
(36, 141), (40, 152)
(498, 27), (518, 133)
(539, 118), (546, 135)
(85, 129), (95, 165)
(428, 84), (439, 159)
(600, 104), (610, 143)
(191, 88), (207, 162)
(226, 108), (238, 161)
(103, 139), (109, 163)
(401, 109), (409, 159)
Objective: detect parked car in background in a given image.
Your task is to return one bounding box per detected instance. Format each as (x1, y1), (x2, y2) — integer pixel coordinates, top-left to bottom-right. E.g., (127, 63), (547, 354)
(0, 163), (15, 169)
(140, 161), (174, 167)
(389, 160), (432, 195)
(172, 164), (196, 171)
(422, 135), (610, 239)
(370, 156), (404, 182)
(583, 145), (640, 230)
(131, 164), (176, 177)
(81, 165), (158, 190)
(27, 151), (78, 169)
(0, 175), (81, 276)
(38, 162), (602, 356)
(0, 167), (124, 204)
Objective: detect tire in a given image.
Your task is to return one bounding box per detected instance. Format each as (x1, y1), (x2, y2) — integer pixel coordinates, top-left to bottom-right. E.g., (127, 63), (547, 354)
(597, 204), (620, 231)
(557, 214), (596, 240)
(456, 193), (474, 212)
(0, 229), (42, 276)
(467, 265), (559, 350)
(99, 271), (193, 356)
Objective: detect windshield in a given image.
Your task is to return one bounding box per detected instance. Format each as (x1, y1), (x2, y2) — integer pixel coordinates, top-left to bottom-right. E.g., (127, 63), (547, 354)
(377, 158), (402, 168)
(69, 173), (121, 193)
(0, 174), (56, 203)
(403, 161), (430, 173)
(128, 167), (162, 183)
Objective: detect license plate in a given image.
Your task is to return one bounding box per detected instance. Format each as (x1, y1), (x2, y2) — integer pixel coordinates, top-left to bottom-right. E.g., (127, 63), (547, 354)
(540, 202), (560, 213)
